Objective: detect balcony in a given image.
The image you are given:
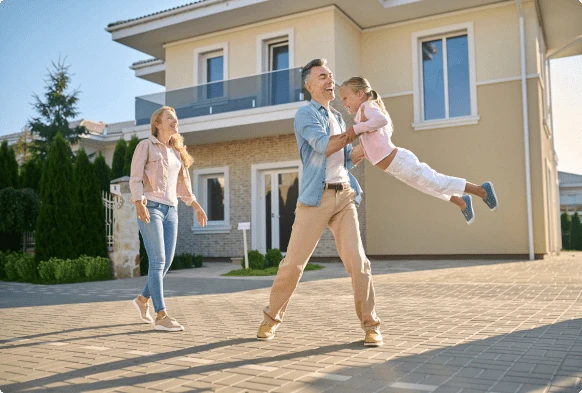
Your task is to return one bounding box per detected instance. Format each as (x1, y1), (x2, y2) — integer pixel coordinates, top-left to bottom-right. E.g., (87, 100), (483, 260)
(135, 67), (304, 126)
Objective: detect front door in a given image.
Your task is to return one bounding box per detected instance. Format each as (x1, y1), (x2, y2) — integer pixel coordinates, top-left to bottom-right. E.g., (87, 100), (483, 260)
(260, 168), (299, 253)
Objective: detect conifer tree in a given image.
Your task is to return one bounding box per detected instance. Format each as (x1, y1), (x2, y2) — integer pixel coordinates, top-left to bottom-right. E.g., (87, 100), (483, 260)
(561, 212), (571, 250)
(94, 151), (111, 193)
(72, 149), (107, 258)
(0, 141), (19, 189)
(110, 139), (127, 181)
(28, 59), (86, 158)
(570, 212), (582, 251)
(35, 133), (75, 262)
(20, 157), (43, 191)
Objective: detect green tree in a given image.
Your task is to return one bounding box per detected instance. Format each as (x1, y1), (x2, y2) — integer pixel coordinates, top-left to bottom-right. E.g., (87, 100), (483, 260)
(124, 135), (140, 176)
(570, 211), (582, 251)
(27, 59), (86, 158)
(35, 133), (76, 262)
(0, 188), (40, 252)
(20, 157), (43, 191)
(561, 212), (572, 250)
(0, 141), (19, 189)
(72, 149), (107, 258)
(110, 139), (127, 181)
(94, 151), (111, 193)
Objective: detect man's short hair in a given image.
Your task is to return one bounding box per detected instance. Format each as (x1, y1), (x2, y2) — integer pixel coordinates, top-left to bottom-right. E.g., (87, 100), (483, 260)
(301, 58), (327, 86)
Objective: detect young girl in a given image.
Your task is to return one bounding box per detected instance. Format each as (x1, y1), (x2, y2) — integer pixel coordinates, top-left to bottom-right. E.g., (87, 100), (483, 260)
(339, 76), (498, 224)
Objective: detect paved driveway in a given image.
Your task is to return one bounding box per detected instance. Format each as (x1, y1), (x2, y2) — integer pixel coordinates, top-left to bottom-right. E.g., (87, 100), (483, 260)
(1, 254), (581, 392)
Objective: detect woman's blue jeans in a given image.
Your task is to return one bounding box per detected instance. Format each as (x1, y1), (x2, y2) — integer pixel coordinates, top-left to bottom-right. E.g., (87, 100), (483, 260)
(137, 201), (178, 313)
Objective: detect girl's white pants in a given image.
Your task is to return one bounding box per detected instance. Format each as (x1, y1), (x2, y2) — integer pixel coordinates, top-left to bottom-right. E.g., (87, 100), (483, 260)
(385, 148), (466, 201)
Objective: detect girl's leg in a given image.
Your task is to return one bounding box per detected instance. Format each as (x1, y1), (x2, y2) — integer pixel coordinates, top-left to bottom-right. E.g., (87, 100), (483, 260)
(382, 148), (466, 202)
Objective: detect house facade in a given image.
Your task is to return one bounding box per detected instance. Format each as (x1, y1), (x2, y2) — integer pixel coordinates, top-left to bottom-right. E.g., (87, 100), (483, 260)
(559, 171), (582, 215)
(106, 0), (582, 260)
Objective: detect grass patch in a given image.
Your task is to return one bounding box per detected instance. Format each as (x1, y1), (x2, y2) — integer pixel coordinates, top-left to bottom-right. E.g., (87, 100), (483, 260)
(222, 263), (324, 276)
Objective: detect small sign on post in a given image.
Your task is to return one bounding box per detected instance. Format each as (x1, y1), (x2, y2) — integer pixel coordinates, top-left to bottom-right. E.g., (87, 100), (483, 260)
(238, 222), (251, 269)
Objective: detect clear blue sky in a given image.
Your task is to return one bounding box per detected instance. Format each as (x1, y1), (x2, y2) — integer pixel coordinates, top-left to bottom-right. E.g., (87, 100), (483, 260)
(0, 0), (580, 175)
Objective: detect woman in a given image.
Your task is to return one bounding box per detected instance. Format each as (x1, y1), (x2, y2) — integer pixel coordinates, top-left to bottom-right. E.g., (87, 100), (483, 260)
(130, 106), (207, 332)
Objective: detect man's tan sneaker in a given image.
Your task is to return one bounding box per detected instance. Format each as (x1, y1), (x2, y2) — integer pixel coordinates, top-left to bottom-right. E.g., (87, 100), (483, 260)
(257, 320), (278, 341)
(154, 315), (184, 332)
(364, 327), (383, 347)
(132, 297), (154, 324)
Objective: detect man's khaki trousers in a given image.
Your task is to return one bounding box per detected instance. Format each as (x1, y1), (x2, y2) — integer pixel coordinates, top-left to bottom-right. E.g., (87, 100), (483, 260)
(263, 187), (381, 330)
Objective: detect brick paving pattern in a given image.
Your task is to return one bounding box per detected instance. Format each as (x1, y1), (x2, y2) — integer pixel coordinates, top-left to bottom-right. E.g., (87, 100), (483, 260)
(1, 253), (581, 392)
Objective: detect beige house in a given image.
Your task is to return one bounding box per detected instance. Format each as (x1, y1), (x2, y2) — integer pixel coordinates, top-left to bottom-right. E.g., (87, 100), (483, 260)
(559, 171), (582, 215)
(106, 0), (582, 260)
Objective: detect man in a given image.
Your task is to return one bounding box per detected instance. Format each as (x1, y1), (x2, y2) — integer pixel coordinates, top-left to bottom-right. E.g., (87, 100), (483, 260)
(257, 58), (383, 347)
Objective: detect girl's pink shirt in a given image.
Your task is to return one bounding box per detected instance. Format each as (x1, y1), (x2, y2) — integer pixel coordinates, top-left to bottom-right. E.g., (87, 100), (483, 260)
(352, 101), (397, 165)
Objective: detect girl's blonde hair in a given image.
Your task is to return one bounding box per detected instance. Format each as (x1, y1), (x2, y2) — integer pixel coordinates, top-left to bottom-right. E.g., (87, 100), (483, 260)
(150, 106), (194, 168)
(341, 77), (387, 115)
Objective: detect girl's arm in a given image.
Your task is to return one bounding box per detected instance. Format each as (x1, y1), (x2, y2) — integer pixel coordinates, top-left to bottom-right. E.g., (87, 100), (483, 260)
(353, 102), (389, 135)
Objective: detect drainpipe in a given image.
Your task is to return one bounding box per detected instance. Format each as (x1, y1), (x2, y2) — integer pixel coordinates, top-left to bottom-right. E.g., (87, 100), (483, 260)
(516, 0), (535, 260)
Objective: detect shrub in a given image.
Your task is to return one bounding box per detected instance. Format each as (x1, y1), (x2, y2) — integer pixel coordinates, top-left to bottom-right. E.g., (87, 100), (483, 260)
(0, 251), (6, 279)
(171, 254), (193, 270)
(4, 258), (18, 281)
(571, 212), (582, 251)
(54, 258), (85, 283)
(38, 258), (60, 282)
(241, 250), (265, 270)
(193, 254), (203, 268)
(265, 249), (283, 268)
(80, 255), (111, 281)
(14, 253), (38, 281)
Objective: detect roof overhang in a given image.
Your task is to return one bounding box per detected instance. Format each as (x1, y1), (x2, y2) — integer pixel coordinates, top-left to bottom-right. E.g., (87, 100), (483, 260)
(538, 0), (582, 59)
(106, 0), (509, 60)
(130, 59), (166, 85)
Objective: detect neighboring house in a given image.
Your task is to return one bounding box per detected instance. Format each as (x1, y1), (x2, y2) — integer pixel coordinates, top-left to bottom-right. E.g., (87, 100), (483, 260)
(558, 171), (582, 214)
(106, 0), (581, 259)
(0, 120), (135, 166)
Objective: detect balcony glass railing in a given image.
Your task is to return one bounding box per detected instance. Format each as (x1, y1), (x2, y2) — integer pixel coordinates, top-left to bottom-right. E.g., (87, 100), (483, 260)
(135, 67), (304, 126)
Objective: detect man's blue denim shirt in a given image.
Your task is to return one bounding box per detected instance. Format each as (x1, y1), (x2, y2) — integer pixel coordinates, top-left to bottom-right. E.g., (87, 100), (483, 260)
(294, 99), (362, 207)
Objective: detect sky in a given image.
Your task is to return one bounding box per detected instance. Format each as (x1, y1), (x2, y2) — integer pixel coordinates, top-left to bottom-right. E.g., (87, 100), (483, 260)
(0, 0), (580, 175)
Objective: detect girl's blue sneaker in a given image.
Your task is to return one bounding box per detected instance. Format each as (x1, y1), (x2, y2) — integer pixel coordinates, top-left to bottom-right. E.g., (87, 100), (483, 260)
(461, 195), (475, 225)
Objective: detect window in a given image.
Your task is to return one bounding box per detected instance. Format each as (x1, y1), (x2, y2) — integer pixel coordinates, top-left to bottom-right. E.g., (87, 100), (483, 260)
(256, 29), (294, 73)
(192, 167), (231, 233)
(194, 43), (228, 99)
(412, 23), (479, 131)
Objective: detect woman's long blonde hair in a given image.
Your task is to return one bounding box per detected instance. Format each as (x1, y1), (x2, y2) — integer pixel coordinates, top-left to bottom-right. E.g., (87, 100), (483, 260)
(341, 77), (387, 115)
(150, 106), (194, 168)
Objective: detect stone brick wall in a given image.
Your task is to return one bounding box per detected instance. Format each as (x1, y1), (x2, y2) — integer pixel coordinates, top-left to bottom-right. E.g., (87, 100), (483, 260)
(175, 125), (368, 259)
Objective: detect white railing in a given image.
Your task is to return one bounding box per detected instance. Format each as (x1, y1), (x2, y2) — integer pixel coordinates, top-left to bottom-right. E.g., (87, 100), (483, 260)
(102, 191), (122, 251)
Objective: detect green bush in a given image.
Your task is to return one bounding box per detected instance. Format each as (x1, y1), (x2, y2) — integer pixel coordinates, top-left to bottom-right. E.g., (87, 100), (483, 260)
(571, 212), (582, 251)
(4, 258), (18, 281)
(265, 249), (283, 268)
(171, 254), (193, 270)
(0, 251), (6, 279)
(38, 258), (59, 281)
(54, 258), (85, 283)
(241, 250), (265, 270)
(14, 253), (38, 281)
(193, 254), (203, 268)
(81, 256), (111, 281)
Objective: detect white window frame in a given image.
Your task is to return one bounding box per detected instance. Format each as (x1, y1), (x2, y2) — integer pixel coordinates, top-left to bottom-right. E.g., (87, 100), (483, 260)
(192, 166), (231, 234)
(411, 22), (479, 131)
(193, 42), (229, 86)
(256, 29), (294, 74)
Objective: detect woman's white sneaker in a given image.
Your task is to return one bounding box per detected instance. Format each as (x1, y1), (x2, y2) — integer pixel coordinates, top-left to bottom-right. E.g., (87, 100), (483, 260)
(132, 297), (154, 324)
(154, 315), (184, 332)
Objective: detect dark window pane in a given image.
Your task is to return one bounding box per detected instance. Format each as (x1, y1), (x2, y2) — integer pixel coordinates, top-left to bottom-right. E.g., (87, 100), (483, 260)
(447, 35), (471, 117)
(206, 177), (224, 221)
(271, 44), (289, 70)
(207, 56), (224, 98)
(422, 39), (445, 120)
(265, 174), (272, 250)
(278, 173), (298, 253)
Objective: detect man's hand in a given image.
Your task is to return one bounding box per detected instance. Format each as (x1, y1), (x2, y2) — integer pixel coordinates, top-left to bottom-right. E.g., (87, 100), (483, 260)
(351, 144), (365, 166)
(191, 201), (208, 227)
(345, 126), (357, 144)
